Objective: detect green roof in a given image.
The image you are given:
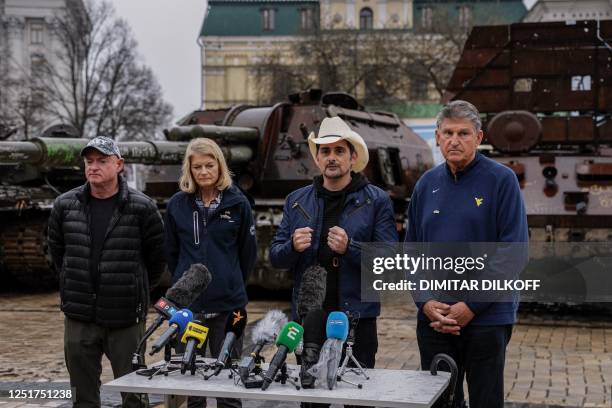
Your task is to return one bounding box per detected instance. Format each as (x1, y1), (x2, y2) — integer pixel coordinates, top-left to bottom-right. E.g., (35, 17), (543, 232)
(201, 1), (319, 36)
(201, 0), (526, 37)
(414, 0), (526, 26)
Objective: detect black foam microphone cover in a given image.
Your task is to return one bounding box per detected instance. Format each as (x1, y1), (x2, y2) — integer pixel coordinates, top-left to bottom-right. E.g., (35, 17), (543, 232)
(165, 263), (212, 308)
(300, 308), (327, 388)
(297, 265), (327, 318)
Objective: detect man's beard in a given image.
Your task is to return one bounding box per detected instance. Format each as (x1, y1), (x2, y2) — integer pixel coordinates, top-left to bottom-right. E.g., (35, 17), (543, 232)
(324, 165), (348, 180)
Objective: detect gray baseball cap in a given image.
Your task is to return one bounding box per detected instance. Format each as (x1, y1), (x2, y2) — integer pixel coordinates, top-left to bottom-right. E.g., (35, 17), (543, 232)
(80, 136), (122, 158)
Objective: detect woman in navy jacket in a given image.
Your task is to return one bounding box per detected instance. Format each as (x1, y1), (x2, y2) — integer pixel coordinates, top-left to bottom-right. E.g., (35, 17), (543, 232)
(165, 138), (256, 408)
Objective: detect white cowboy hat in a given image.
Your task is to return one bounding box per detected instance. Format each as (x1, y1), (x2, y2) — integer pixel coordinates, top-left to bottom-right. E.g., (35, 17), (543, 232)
(308, 116), (369, 172)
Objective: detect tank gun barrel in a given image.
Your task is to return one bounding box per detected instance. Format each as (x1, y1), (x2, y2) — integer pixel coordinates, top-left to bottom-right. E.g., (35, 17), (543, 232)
(167, 125), (259, 142)
(0, 138), (253, 167)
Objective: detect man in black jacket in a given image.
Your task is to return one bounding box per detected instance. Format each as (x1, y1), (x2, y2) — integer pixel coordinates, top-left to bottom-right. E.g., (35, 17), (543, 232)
(48, 136), (164, 408)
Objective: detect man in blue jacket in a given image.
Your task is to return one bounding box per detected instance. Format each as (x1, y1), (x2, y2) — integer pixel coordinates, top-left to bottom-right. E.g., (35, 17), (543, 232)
(405, 100), (528, 408)
(270, 116), (398, 390)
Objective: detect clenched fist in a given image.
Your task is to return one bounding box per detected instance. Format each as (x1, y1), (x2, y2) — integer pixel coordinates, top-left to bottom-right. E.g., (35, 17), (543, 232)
(292, 227), (313, 252)
(327, 226), (348, 254)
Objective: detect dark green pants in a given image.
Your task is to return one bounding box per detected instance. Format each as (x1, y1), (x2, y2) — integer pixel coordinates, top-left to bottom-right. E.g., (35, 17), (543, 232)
(64, 316), (148, 408)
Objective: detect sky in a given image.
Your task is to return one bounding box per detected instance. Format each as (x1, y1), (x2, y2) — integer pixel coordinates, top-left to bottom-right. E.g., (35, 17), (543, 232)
(108, 0), (207, 121)
(109, 0), (537, 122)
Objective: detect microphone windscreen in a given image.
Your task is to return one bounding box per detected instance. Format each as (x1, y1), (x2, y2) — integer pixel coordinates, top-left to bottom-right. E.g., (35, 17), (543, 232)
(224, 308), (248, 338)
(326, 311), (348, 341)
(252, 309), (288, 345)
(297, 265), (327, 318)
(168, 309), (193, 333)
(302, 309), (327, 346)
(275, 321), (304, 352)
(165, 263), (212, 308)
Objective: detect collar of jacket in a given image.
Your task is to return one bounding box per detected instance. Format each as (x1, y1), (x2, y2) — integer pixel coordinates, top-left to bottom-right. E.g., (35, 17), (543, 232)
(312, 171), (369, 208)
(75, 174), (129, 207)
(444, 151), (482, 181)
(188, 184), (244, 212)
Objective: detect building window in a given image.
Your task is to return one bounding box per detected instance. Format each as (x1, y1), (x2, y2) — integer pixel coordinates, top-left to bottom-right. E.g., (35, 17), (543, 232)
(410, 78), (429, 101)
(421, 7), (433, 30)
(458, 5), (471, 29)
(262, 8), (275, 31)
(30, 54), (46, 77)
(360, 8), (373, 30)
(301, 8), (314, 30)
(29, 20), (44, 44)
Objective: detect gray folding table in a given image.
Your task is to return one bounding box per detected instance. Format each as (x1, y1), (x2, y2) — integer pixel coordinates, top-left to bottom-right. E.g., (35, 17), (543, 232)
(103, 362), (450, 408)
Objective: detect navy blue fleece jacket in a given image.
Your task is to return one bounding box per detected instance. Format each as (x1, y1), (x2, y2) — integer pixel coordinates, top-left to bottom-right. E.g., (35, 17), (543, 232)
(165, 185), (257, 313)
(405, 152), (528, 325)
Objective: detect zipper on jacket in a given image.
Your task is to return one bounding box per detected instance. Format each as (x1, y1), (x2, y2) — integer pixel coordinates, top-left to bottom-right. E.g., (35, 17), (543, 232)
(103, 206), (122, 241)
(193, 211), (200, 244)
(292, 201), (311, 221)
(84, 205), (98, 319)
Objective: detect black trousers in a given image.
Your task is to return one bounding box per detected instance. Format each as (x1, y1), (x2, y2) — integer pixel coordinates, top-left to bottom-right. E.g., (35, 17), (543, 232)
(302, 317), (378, 408)
(417, 320), (513, 408)
(64, 317), (147, 408)
(183, 312), (244, 408)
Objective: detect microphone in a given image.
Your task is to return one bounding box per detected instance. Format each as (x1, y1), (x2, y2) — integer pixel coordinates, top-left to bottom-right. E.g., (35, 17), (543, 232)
(238, 310), (288, 384)
(149, 309), (193, 355)
(210, 309), (248, 377)
(141, 264), (211, 348)
(300, 309), (327, 388)
(133, 265), (211, 369)
(166, 263), (213, 308)
(133, 297), (180, 368)
(297, 265), (327, 319)
(180, 320), (209, 374)
(261, 321), (304, 391)
(326, 311), (349, 342)
(306, 311), (348, 390)
(325, 311), (348, 390)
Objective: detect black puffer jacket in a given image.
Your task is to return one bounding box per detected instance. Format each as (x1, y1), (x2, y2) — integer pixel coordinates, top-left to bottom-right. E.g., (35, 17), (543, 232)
(48, 175), (164, 328)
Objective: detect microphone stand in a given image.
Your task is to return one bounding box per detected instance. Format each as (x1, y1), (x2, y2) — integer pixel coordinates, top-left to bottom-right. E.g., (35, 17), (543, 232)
(336, 317), (369, 388)
(136, 343), (183, 379)
(274, 363), (301, 390)
(132, 315), (166, 370)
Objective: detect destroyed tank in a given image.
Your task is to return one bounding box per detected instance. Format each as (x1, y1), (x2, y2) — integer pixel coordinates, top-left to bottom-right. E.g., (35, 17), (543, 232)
(444, 20), (612, 304)
(0, 89), (433, 290)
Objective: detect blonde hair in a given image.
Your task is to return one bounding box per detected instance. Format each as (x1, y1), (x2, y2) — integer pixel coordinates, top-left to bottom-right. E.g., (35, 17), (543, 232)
(179, 138), (233, 193)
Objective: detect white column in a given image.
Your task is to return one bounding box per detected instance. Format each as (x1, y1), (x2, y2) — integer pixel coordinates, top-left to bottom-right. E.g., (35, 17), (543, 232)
(198, 37), (206, 110)
(5, 16), (25, 79)
(346, 0), (355, 28)
(403, 0), (412, 28)
(378, 0), (387, 28)
(322, 0), (332, 28)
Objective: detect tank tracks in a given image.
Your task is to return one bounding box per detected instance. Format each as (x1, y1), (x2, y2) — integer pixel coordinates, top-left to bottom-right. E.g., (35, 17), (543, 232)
(0, 220), (57, 289)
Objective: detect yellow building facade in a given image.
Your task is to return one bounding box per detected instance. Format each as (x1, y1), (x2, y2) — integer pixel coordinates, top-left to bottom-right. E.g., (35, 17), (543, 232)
(198, 0), (413, 109)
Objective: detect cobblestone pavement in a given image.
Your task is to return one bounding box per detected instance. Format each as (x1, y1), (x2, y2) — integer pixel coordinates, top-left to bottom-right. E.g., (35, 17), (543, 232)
(0, 292), (610, 407)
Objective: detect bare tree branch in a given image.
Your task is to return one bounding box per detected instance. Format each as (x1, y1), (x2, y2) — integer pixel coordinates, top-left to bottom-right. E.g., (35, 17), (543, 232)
(38, 0), (172, 140)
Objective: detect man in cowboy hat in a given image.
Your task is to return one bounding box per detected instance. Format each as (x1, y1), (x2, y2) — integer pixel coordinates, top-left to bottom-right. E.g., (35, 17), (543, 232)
(270, 116), (397, 405)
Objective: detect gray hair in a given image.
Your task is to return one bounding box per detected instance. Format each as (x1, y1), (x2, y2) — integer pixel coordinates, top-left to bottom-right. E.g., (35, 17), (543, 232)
(436, 100), (482, 132)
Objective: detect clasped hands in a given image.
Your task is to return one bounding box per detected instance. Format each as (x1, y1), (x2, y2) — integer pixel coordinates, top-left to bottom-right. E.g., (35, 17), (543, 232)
(292, 226), (348, 254)
(422, 300), (475, 335)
